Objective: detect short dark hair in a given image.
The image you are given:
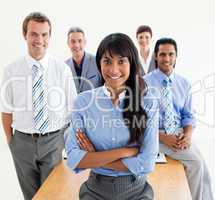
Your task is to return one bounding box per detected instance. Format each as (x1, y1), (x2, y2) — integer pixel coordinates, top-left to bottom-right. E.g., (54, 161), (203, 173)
(136, 25), (152, 38)
(154, 37), (178, 56)
(67, 27), (85, 38)
(96, 33), (147, 143)
(22, 12), (51, 36)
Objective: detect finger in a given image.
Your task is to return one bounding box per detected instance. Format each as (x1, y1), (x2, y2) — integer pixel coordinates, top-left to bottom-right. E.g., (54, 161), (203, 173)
(76, 136), (85, 149)
(79, 133), (94, 149)
(170, 145), (178, 152)
(78, 133), (93, 151)
(76, 133), (89, 150)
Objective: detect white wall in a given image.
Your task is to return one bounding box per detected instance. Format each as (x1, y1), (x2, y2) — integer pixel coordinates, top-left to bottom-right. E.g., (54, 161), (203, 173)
(0, 0), (214, 198)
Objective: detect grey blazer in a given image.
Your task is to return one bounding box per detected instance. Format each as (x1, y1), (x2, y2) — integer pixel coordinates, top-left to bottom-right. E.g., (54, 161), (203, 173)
(139, 53), (156, 76)
(65, 52), (101, 93)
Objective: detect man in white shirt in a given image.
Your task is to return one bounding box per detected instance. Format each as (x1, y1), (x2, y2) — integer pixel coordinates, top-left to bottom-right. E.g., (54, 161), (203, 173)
(0, 12), (77, 200)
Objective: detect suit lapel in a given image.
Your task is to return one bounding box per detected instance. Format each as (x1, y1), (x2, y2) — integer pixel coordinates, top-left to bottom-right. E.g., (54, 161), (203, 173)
(67, 58), (80, 92)
(79, 53), (90, 90)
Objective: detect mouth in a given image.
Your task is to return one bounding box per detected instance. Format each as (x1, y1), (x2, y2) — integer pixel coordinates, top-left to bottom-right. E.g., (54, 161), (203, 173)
(163, 63), (171, 67)
(32, 44), (44, 49)
(108, 75), (121, 80)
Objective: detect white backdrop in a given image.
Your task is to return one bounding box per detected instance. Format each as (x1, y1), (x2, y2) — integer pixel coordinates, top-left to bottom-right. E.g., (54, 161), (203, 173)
(0, 0), (215, 198)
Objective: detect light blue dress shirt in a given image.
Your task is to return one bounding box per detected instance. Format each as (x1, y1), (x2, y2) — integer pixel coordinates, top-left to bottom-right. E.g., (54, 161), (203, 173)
(143, 69), (195, 131)
(65, 85), (159, 177)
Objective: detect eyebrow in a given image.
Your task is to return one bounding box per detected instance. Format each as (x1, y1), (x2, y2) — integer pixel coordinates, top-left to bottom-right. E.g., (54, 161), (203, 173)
(102, 54), (125, 59)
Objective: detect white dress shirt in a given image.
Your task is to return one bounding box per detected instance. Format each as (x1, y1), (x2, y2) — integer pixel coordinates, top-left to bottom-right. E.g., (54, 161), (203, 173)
(0, 53), (77, 133)
(139, 49), (153, 73)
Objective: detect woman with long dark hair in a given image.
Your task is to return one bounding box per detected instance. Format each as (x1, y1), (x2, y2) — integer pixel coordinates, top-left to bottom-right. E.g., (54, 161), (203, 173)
(65, 33), (158, 200)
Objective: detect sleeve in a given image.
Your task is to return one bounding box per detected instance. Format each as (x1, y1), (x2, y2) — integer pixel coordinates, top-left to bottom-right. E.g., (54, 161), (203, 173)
(121, 94), (159, 176)
(181, 84), (196, 128)
(64, 96), (88, 173)
(63, 63), (78, 122)
(0, 66), (13, 113)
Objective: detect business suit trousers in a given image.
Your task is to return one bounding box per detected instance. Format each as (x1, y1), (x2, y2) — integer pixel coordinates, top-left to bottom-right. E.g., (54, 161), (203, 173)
(79, 171), (153, 200)
(9, 129), (65, 200)
(160, 143), (214, 200)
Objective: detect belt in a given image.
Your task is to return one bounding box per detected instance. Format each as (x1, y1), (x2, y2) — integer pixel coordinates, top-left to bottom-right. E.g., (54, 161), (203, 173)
(90, 172), (146, 183)
(15, 129), (60, 138)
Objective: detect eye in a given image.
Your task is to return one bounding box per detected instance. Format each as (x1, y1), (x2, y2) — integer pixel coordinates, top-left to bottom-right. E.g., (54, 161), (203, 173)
(159, 53), (166, 57)
(42, 33), (48, 37)
(102, 59), (112, 65)
(169, 53), (175, 57)
(118, 59), (124, 64)
(30, 32), (37, 37)
(118, 58), (128, 64)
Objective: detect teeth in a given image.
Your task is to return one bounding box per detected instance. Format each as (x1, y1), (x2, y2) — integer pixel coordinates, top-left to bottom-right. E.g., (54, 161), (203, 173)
(109, 76), (120, 80)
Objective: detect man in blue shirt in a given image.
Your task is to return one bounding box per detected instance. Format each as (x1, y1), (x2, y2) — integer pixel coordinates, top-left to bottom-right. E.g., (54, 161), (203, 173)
(144, 38), (214, 200)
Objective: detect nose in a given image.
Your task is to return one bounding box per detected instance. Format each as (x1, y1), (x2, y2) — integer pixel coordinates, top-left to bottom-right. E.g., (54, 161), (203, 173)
(35, 35), (43, 43)
(164, 55), (170, 62)
(73, 42), (79, 49)
(109, 62), (120, 75)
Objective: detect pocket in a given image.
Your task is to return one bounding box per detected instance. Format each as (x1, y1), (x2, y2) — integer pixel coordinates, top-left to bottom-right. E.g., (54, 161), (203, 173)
(88, 75), (97, 79)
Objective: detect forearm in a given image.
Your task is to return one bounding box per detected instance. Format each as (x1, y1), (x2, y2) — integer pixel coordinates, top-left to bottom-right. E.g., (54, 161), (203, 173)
(103, 159), (129, 171)
(77, 148), (135, 169)
(159, 131), (166, 143)
(1, 113), (13, 142)
(183, 125), (193, 136)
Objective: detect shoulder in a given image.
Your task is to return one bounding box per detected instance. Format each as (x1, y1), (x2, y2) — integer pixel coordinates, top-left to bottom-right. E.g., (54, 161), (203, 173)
(85, 52), (96, 64)
(143, 70), (158, 86)
(48, 54), (66, 66)
(174, 73), (191, 89)
(48, 55), (71, 73)
(142, 88), (159, 113)
(85, 52), (95, 59)
(74, 87), (103, 108)
(3, 57), (26, 75)
(65, 58), (72, 66)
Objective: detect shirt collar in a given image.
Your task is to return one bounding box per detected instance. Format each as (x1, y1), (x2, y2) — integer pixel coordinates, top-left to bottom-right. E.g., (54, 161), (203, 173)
(102, 85), (126, 101)
(25, 53), (49, 70)
(155, 69), (175, 84)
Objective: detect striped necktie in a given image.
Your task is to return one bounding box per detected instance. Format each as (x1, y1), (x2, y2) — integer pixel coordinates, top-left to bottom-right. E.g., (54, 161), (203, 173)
(32, 64), (49, 133)
(161, 78), (177, 134)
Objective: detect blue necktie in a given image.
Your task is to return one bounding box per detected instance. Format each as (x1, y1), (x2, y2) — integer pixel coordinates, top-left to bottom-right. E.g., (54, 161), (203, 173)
(161, 78), (177, 134)
(32, 64), (49, 133)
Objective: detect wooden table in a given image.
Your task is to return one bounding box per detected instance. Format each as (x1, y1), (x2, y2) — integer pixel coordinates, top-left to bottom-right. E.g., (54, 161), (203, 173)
(33, 157), (192, 200)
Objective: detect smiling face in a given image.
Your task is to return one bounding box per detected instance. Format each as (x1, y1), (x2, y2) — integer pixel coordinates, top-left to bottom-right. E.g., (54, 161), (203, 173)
(67, 32), (86, 58)
(155, 44), (177, 75)
(24, 20), (50, 60)
(136, 31), (152, 50)
(100, 52), (130, 94)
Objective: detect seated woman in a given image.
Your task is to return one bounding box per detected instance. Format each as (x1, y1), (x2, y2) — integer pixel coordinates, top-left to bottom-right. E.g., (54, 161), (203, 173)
(65, 33), (159, 200)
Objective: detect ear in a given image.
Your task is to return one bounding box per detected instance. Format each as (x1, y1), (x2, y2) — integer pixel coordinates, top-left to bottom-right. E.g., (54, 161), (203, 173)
(23, 32), (27, 40)
(83, 38), (87, 46)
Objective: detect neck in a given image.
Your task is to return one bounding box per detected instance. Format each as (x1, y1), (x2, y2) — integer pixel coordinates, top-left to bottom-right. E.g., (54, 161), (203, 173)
(106, 85), (125, 106)
(29, 52), (45, 61)
(140, 48), (150, 61)
(73, 52), (84, 65)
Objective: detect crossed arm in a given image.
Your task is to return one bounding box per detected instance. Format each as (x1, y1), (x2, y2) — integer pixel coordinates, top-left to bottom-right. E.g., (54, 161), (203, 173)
(75, 129), (134, 171)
